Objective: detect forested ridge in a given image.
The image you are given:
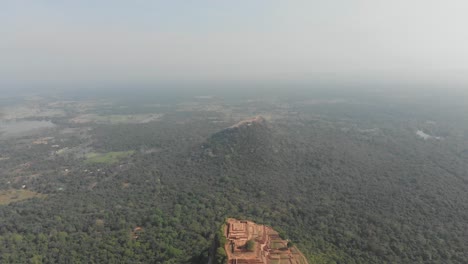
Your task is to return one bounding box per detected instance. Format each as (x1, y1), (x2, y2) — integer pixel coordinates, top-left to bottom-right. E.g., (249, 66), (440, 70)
(0, 92), (467, 263)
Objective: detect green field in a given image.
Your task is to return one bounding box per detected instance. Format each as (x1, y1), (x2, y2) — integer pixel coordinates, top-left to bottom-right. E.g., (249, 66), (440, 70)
(0, 189), (46, 205)
(85, 151), (134, 164)
(93, 115), (140, 124)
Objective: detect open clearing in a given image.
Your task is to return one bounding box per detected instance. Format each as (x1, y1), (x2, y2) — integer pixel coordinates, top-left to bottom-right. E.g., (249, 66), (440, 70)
(0, 189), (46, 205)
(85, 151), (134, 164)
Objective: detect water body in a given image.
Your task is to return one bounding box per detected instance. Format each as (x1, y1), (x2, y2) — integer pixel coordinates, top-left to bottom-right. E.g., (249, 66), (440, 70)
(416, 130), (442, 140)
(0, 120), (55, 138)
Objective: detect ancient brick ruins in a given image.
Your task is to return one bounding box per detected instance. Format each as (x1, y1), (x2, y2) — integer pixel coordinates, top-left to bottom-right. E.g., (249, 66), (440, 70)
(224, 218), (309, 264)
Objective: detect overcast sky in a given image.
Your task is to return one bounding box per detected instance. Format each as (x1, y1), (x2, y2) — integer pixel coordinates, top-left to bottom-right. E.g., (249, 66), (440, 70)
(1, 1), (468, 87)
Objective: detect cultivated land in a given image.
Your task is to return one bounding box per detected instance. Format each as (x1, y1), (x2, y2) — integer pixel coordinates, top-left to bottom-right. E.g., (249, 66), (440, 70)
(0, 189), (46, 205)
(224, 218), (308, 264)
(70, 113), (163, 124)
(85, 151), (135, 164)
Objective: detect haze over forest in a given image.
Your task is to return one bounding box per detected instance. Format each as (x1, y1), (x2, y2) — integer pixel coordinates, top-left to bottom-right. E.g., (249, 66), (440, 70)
(1, 1), (468, 264)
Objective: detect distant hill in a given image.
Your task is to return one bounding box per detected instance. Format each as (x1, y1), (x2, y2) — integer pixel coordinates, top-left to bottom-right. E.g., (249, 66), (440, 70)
(197, 116), (273, 159)
(187, 116), (295, 197)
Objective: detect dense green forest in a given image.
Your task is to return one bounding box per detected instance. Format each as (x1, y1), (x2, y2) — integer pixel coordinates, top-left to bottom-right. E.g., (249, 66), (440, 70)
(0, 89), (467, 263)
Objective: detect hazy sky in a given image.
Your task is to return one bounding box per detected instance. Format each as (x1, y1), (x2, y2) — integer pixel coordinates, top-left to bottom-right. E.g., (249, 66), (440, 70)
(2, 1), (468, 86)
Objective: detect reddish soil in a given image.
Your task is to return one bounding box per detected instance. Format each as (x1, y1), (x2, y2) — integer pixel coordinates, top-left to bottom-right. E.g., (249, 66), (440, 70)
(224, 218), (308, 264)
